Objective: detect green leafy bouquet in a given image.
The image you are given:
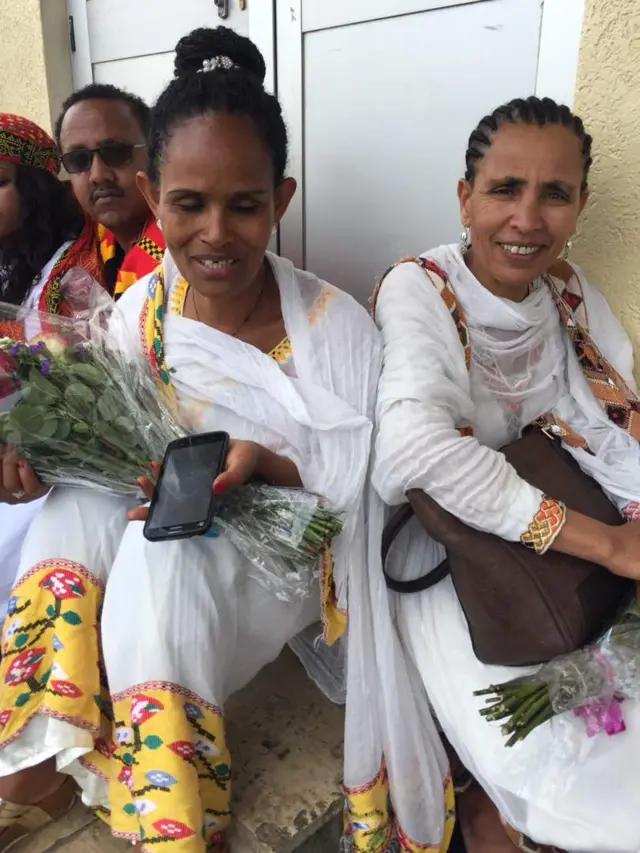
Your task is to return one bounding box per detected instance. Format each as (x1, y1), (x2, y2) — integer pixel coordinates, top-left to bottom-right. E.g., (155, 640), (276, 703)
(0, 301), (343, 600)
(476, 600), (640, 746)
(0, 314), (182, 495)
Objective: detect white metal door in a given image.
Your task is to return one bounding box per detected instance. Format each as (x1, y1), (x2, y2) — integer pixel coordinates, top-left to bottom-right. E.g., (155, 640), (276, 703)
(276, 0), (544, 305)
(67, 0), (274, 105)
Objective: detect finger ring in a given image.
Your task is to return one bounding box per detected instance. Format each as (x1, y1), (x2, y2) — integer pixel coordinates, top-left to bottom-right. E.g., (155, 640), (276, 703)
(11, 491), (25, 500)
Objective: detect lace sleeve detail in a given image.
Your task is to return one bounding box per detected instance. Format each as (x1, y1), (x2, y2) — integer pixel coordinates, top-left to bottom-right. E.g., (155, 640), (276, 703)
(520, 496), (567, 554)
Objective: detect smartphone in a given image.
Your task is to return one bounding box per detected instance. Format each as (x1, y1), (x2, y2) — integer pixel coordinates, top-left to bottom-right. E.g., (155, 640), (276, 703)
(143, 431), (229, 542)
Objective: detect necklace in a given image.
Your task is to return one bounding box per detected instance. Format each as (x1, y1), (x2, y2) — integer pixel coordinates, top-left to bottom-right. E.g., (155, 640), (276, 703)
(190, 274), (267, 338)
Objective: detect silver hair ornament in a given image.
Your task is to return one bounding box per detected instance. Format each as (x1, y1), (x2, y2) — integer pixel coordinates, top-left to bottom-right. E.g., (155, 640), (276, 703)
(199, 56), (237, 73)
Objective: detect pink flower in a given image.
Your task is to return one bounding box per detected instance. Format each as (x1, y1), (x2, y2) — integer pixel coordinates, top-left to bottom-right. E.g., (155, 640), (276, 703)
(130, 694), (164, 725)
(152, 819), (195, 840)
(167, 740), (195, 760)
(5, 648), (46, 686)
(50, 680), (83, 699)
(39, 568), (85, 600)
(0, 710), (12, 727)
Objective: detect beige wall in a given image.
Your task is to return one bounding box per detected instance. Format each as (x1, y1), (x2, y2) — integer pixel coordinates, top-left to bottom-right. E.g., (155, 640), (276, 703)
(0, 0), (73, 133)
(573, 0), (640, 362)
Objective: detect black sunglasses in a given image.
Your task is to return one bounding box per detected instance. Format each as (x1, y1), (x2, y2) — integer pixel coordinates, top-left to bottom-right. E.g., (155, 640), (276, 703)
(61, 142), (146, 175)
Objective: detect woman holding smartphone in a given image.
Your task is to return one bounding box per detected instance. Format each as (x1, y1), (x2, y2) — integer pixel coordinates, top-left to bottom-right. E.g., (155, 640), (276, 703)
(0, 27), (432, 853)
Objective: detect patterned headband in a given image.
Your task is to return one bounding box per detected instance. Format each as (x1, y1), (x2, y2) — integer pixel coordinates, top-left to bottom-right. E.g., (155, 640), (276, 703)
(0, 113), (60, 176)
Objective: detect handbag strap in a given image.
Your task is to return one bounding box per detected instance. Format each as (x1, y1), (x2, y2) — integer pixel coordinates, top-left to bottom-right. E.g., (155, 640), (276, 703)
(375, 257), (462, 591)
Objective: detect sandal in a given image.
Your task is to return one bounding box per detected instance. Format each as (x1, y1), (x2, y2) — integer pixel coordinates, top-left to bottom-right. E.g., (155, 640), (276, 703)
(0, 775), (77, 851)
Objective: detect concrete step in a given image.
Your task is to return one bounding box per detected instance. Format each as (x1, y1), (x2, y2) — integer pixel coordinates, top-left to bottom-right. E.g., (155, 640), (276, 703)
(14, 648), (345, 853)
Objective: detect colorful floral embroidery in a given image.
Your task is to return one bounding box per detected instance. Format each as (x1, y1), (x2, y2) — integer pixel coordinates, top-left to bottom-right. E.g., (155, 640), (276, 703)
(520, 496), (567, 554)
(0, 560), (104, 748)
(344, 763), (454, 853)
(0, 562), (231, 851)
(94, 683), (232, 850)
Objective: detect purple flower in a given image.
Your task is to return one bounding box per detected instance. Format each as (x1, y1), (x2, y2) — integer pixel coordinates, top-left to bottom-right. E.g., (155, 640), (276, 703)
(29, 342), (46, 354)
(40, 358), (50, 376)
(9, 343), (22, 356)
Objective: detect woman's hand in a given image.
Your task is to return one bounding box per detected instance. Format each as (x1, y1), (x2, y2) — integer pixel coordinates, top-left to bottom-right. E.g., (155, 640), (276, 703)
(127, 461), (161, 523)
(212, 439), (260, 496)
(126, 441), (264, 523)
(0, 445), (49, 505)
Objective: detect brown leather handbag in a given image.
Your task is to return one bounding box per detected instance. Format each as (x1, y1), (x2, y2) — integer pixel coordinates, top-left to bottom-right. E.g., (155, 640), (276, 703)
(382, 428), (633, 667)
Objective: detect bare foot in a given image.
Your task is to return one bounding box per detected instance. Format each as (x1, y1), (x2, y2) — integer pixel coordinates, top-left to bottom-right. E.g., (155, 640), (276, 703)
(457, 783), (520, 853)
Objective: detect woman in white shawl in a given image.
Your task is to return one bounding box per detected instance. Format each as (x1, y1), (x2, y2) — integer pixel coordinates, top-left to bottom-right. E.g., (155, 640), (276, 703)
(0, 114), (102, 624)
(0, 27), (390, 852)
(373, 96), (640, 853)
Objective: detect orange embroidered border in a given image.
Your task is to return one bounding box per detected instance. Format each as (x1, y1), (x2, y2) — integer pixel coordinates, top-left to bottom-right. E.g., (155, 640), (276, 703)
(520, 496), (567, 554)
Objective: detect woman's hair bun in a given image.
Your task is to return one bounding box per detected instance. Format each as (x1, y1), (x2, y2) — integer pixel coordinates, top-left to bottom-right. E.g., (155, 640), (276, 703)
(174, 26), (266, 84)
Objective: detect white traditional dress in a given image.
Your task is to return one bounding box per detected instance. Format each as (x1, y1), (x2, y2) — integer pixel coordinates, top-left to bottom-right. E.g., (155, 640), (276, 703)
(0, 241), (73, 623)
(0, 251), (414, 852)
(373, 243), (640, 853)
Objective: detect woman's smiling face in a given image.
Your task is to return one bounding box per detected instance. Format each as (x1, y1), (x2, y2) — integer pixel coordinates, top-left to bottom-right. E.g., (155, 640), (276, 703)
(141, 112), (295, 299)
(458, 122), (589, 301)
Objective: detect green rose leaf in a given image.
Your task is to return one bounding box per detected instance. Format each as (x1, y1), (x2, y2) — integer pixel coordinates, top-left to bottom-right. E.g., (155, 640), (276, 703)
(46, 604), (56, 618)
(122, 803), (137, 816)
(14, 633), (28, 648)
(54, 419), (71, 441)
(99, 424), (136, 454)
(64, 382), (95, 414)
(114, 416), (135, 434)
(97, 393), (120, 422)
(27, 370), (60, 401)
(61, 611), (82, 626)
(7, 404), (46, 437)
(143, 735), (163, 750)
(68, 363), (106, 388)
(15, 693), (31, 707)
(71, 421), (92, 435)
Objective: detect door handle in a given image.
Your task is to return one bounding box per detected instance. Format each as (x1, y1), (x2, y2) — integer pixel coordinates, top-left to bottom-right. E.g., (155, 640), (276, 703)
(214, 0), (229, 18)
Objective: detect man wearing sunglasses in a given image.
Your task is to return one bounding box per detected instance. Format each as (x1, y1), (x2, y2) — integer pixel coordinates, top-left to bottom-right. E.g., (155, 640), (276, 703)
(55, 83), (165, 299)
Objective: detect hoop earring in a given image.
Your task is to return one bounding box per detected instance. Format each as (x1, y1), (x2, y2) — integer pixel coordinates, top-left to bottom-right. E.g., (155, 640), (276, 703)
(561, 239), (573, 260)
(460, 225), (471, 255)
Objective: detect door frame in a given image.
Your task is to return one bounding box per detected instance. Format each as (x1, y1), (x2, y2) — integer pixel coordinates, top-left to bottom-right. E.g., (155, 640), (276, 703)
(276, 0), (587, 269)
(66, 0), (276, 95)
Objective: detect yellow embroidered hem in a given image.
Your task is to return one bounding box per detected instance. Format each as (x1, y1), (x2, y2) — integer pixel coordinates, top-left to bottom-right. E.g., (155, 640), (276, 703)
(344, 763), (455, 853)
(0, 561), (231, 852)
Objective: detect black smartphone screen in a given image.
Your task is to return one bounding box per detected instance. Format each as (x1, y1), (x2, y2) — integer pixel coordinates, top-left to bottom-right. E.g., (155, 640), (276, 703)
(145, 433), (228, 538)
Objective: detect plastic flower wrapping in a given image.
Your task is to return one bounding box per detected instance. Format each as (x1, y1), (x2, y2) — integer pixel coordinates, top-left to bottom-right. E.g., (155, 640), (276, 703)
(0, 271), (343, 600)
(476, 596), (640, 746)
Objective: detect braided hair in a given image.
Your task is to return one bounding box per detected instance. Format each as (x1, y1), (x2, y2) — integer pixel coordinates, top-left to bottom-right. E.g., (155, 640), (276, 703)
(148, 27), (288, 185)
(464, 96), (593, 191)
